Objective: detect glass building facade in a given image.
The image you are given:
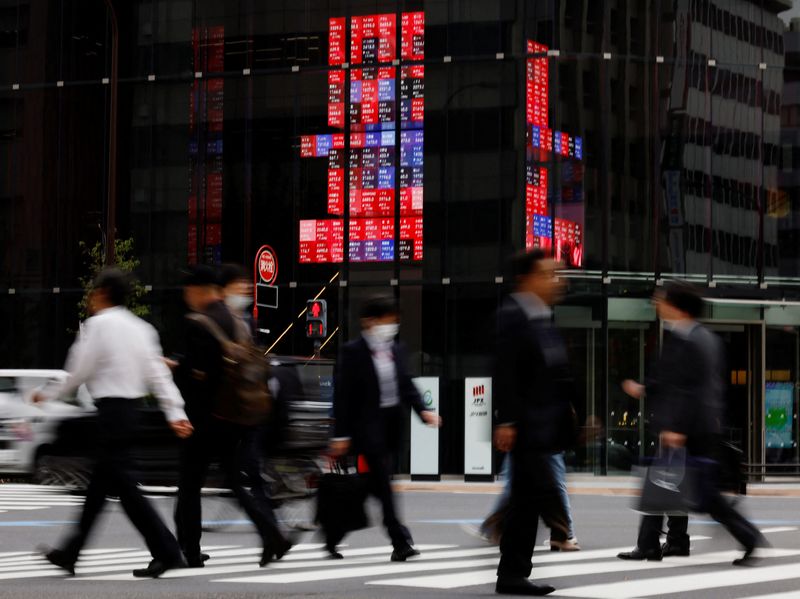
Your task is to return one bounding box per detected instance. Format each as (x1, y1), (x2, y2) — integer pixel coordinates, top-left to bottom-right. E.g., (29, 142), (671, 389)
(1, 0), (800, 476)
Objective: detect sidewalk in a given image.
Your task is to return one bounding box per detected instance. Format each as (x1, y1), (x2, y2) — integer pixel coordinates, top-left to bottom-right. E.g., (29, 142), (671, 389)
(394, 475), (800, 498)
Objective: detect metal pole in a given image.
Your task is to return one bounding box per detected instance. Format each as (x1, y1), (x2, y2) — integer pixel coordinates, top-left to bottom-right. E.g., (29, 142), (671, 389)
(103, 0), (118, 265)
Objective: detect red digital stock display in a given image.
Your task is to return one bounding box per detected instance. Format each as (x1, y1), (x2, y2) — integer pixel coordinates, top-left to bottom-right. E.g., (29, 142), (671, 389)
(525, 40), (585, 268)
(299, 12), (424, 265)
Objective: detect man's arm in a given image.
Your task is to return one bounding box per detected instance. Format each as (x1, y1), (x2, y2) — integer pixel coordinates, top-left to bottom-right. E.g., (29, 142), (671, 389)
(329, 345), (354, 455)
(36, 321), (99, 403)
(492, 307), (524, 452)
(144, 325), (191, 438)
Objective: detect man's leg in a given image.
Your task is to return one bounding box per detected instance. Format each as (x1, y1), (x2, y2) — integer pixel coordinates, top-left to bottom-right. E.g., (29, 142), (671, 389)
(216, 422), (287, 560)
(665, 515), (690, 552)
(175, 431), (210, 559)
(706, 490), (763, 551)
(364, 452), (412, 550)
(636, 515), (665, 552)
(59, 459), (112, 563)
(547, 452), (575, 540)
(495, 450), (559, 595)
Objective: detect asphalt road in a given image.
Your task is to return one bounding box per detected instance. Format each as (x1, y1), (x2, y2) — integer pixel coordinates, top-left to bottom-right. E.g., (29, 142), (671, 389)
(0, 483), (799, 598)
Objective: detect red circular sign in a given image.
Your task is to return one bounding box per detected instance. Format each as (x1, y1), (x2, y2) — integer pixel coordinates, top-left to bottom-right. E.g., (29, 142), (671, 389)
(257, 246), (278, 285)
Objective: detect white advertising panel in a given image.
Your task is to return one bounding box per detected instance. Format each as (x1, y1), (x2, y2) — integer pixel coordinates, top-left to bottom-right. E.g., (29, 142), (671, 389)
(464, 377), (493, 476)
(410, 377), (439, 475)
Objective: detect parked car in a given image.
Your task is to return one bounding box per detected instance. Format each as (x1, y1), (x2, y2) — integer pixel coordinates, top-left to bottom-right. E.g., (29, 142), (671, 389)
(0, 370), (95, 484)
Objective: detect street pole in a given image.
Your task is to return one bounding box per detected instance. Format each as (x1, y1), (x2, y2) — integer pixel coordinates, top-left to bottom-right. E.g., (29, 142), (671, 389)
(103, 0), (119, 265)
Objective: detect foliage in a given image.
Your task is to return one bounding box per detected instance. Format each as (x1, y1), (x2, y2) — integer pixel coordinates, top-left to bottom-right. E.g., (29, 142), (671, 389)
(77, 237), (150, 322)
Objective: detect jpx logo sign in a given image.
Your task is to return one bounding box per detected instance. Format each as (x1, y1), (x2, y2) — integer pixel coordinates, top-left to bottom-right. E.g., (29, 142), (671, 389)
(472, 384), (486, 406)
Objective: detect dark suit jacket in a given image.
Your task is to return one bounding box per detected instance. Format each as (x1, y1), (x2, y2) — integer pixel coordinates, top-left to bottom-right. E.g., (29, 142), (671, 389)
(645, 323), (724, 456)
(333, 336), (426, 455)
(176, 300), (237, 428)
(493, 295), (577, 453)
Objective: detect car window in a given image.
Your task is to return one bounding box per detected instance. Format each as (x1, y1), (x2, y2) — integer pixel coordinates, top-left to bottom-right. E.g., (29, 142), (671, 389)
(0, 377), (18, 393)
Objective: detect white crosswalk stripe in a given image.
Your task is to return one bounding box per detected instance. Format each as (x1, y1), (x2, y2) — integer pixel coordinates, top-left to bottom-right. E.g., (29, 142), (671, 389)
(0, 526), (795, 597)
(0, 484), (83, 512)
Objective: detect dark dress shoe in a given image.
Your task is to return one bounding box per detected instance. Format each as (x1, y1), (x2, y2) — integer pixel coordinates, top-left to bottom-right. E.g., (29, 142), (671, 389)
(39, 546), (75, 576)
(273, 537), (292, 561)
(496, 577), (555, 596)
(390, 545), (421, 562)
(661, 542), (690, 557)
(132, 556), (187, 578)
(184, 552), (210, 568)
(617, 547), (662, 561)
(326, 544), (344, 559)
(733, 546), (762, 566)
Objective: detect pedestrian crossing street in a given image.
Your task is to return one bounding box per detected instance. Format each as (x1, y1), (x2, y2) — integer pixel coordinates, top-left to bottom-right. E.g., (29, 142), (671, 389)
(0, 528), (799, 597)
(0, 484), (83, 512)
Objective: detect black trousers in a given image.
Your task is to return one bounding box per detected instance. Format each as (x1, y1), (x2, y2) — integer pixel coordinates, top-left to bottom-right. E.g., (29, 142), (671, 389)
(61, 398), (182, 564)
(637, 491), (762, 552)
(174, 418), (283, 558)
(361, 452), (411, 549)
(497, 449), (563, 578)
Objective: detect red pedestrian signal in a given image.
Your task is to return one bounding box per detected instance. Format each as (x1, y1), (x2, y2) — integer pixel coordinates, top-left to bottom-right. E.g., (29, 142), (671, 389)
(306, 299), (328, 339)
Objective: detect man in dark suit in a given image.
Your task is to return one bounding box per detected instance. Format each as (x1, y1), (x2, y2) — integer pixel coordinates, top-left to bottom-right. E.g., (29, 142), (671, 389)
(329, 295), (441, 561)
(173, 265), (290, 569)
(493, 250), (576, 596)
(617, 282), (765, 565)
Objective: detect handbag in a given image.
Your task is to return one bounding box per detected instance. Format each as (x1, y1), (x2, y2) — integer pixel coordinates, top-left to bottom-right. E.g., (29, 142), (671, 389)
(638, 447), (716, 515)
(316, 458), (370, 545)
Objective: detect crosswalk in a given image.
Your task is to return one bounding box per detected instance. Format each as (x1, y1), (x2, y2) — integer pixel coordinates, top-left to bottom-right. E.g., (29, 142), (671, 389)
(0, 528), (798, 596)
(0, 484), (83, 512)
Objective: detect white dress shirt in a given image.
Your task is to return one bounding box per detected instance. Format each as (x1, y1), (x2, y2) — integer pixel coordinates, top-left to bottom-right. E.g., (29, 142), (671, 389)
(44, 306), (187, 422)
(363, 332), (399, 409)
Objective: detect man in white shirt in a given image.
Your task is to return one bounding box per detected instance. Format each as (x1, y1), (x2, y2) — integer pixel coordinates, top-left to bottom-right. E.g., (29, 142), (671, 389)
(34, 268), (193, 578)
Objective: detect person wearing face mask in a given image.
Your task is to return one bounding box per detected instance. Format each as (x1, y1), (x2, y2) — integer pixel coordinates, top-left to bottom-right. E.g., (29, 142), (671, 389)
(220, 263), (256, 341)
(328, 295), (442, 561)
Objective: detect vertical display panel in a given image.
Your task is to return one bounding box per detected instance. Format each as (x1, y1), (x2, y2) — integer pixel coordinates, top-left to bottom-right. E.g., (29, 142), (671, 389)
(299, 12), (425, 264)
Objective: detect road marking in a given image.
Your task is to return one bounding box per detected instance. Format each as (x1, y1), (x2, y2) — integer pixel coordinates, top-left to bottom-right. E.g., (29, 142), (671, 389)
(366, 549), (800, 590)
(553, 556), (800, 598)
(759, 527), (798, 534)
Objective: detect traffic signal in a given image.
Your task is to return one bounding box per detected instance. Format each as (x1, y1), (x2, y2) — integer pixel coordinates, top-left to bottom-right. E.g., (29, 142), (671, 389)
(306, 299), (327, 339)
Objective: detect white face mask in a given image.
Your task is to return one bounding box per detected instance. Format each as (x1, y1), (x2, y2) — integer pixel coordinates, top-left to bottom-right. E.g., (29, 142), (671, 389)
(370, 323), (399, 344)
(225, 294), (252, 312)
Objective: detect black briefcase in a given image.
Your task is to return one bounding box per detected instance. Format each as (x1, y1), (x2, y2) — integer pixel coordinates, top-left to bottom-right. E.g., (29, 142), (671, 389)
(638, 448), (716, 515)
(316, 461), (370, 542)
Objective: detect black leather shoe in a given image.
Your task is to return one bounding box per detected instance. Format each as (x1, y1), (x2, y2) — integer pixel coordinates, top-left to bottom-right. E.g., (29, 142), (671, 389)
(326, 544), (344, 559)
(184, 552), (210, 568)
(390, 545), (421, 562)
(39, 546), (75, 576)
(273, 537), (292, 561)
(661, 543), (690, 557)
(733, 546), (761, 567)
(132, 557), (187, 578)
(617, 547), (662, 561)
(496, 577), (555, 596)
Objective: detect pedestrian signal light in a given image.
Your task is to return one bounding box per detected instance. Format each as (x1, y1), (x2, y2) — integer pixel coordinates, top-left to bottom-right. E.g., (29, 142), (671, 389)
(306, 299), (327, 339)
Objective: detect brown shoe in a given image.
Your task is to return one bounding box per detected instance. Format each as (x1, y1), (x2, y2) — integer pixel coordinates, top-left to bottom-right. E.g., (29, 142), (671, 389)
(550, 538), (581, 552)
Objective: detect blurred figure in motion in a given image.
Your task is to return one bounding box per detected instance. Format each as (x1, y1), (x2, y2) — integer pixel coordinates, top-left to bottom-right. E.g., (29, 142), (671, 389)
(173, 265), (290, 569)
(328, 295), (441, 562)
(617, 282), (765, 565)
(220, 263), (256, 339)
(35, 268), (192, 578)
(493, 250), (578, 597)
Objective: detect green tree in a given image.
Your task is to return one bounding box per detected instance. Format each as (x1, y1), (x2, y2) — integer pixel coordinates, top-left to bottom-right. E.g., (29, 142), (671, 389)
(77, 237), (150, 322)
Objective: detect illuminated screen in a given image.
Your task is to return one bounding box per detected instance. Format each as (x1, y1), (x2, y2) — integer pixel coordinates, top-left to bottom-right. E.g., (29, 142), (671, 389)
(299, 12), (424, 264)
(525, 40), (584, 268)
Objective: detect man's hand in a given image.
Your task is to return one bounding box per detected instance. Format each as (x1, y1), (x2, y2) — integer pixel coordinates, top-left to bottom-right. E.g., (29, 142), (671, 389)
(163, 357), (179, 371)
(493, 425), (517, 453)
(622, 379), (645, 399)
(329, 438), (351, 457)
(660, 430), (686, 448)
(421, 410), (442, 428)
(169, 419), (193, 439)
(31, 392), (46, 404)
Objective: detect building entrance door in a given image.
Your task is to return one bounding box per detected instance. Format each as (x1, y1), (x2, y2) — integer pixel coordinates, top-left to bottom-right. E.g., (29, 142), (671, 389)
(705, 322), (764, 468)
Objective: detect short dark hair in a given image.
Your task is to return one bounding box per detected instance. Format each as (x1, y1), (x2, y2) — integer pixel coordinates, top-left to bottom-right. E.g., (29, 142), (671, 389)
(509, 249), (549, 282)
(92, 267), (131, 307)
(360, 295), (399, 320)
(219, 263), (248, 288)
(663, 281), (704, 318)
(182, 264), (219, 288)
